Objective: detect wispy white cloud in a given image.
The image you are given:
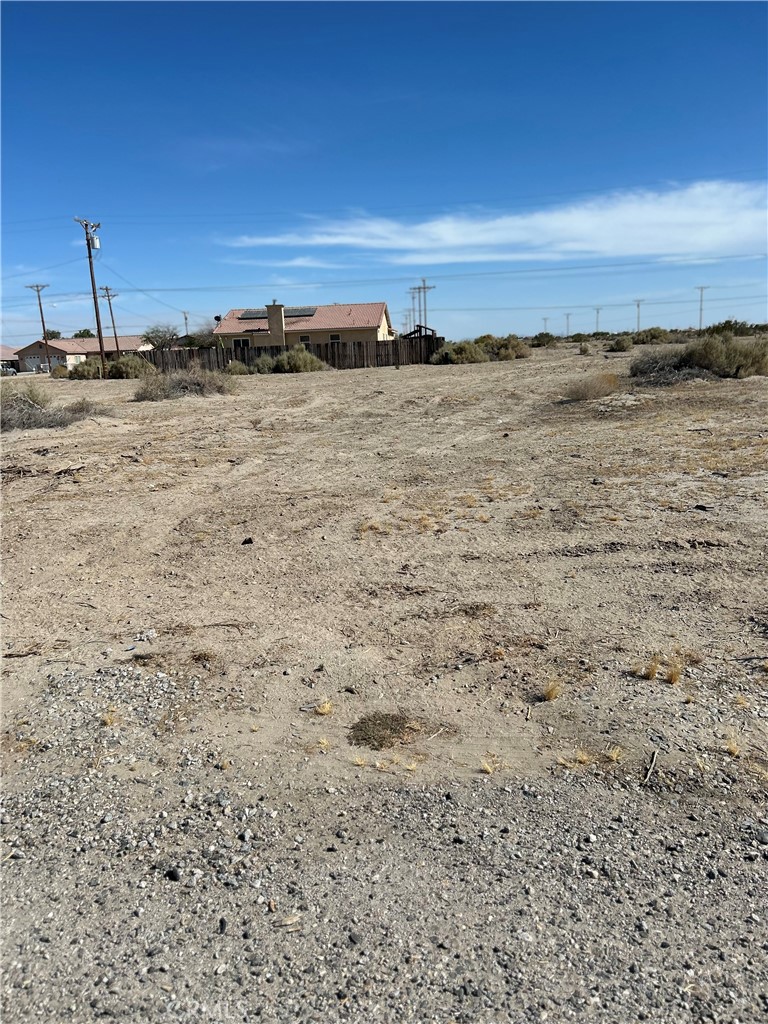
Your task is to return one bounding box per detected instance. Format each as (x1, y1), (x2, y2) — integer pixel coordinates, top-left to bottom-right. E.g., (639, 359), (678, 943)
(219, 256), (351, 269)
(217, 181), (766, 263)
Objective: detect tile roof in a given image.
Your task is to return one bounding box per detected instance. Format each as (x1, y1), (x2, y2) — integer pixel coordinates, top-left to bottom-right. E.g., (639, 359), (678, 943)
(214, 302), (391, 335)
(15, 335), (147, 356)
(0, 345), (20, 361)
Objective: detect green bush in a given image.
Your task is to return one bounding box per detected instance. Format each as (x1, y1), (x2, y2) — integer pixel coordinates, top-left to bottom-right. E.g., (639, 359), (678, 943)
(50, 364), (70, 379)
(607, 336), (633, 352)
(430, 342), (489, 365)
(108, 354), (157, 379)
(225, 359), (251, 375)
(630, 335), (768, 382)
(252, 354), (276, 374)
(272, 345), (330, 373)
(69, 358), (106, 380)
(570, 333), (591, 345)
(133, 368), (237, 401)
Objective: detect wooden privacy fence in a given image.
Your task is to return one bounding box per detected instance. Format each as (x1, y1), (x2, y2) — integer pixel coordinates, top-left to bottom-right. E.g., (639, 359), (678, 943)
(143, 335), (443, 374)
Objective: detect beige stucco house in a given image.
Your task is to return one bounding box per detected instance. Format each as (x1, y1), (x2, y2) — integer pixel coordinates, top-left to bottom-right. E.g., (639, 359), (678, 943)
(15, 335), (151, 372)
(213, 301), (394, 356)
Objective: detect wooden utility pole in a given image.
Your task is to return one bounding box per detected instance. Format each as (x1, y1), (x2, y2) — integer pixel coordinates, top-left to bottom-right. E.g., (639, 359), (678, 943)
(25, 284), (53, 372)
(695, 286), (709, 333)
(99, 286), (121, 357)
(420, 278), (435, 330)
(74, 218), (108, 378)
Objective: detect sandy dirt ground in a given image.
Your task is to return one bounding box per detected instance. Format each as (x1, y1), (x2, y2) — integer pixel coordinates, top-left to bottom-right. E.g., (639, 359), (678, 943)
(2, 347), (767, 792)
(2, 347), (768, 1023)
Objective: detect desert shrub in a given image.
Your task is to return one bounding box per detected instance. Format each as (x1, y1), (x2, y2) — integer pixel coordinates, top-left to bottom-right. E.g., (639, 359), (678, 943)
(1, 383), (103, 432)
(69, 358), (106, 380)
(679, 336), (768, 378)
(133, 368), (236, 401)
(562, 372), (620, 402)
(633, 327), (670, 345)
(225, 359), (251, 375)
(252, 354), (275, 374)
(706, 319), (752, 337)
(108, 354), (157, 379)
(571, 333), (591, 345)
(630, 335), (768, 382)
(579, 342), (592, 356)
(530, 332), (558, 348)
(430, 342), (489, 365)
(607, 336), (633, 352)
(272, 345), (330, 373)
(50, 364), (69, 379)
(497, 341), (532, 360)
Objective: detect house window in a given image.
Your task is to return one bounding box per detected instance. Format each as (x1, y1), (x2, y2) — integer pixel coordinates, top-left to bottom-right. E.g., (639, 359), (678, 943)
(234, 337), (250, 352)
(330, 334), (341, 342)
(299, 335), (310, 343)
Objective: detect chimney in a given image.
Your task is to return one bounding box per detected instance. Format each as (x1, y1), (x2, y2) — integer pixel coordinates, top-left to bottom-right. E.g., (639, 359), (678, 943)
(266, 299), (286, 348)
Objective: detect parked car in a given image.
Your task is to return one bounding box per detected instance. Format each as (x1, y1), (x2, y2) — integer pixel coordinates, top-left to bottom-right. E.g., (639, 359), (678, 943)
(1, 365), (18, 376)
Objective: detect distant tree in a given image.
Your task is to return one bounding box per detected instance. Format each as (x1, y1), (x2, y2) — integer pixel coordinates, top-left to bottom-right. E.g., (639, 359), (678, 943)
(74, 328), (95, 338)
(184, 321), (220, 348)
(142, 324), (180, 350)
(706, 319), (752, 337)
(43, 329), (61, 340)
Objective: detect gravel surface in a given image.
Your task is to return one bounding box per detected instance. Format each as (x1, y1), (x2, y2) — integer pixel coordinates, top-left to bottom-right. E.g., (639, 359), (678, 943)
(2, 670), (768, 1024)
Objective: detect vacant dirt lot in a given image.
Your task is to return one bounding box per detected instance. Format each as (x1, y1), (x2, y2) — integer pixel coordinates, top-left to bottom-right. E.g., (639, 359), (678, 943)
(2, 347), (767, 1022)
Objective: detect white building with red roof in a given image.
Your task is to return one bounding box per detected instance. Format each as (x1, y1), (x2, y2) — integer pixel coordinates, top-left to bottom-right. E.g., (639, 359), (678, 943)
(213, 301), (394, 357)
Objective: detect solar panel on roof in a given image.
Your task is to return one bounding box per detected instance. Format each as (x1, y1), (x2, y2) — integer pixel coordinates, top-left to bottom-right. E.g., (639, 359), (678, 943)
(238, 306), (317, 320)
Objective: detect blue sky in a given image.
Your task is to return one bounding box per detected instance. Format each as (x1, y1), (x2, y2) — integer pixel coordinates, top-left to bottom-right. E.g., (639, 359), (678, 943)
(2, 1), (766, 345)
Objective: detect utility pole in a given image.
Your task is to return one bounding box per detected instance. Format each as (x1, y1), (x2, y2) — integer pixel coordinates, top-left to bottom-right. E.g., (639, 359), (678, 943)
(633, 298), (644, 334)
(565, 312), (571, 340)
(409, 288), (421, 327)
(695, 286), (709, 333)
(409, 288), (419, 330)
(99, 286), (121, 357)
(74, 218), (108, 378)
(594, 307), (602, 332)
(542, 317), (549, 333)
(25, 284), (53, 372)
(182, 311), (189, 337)
(420, 278), (435, 329)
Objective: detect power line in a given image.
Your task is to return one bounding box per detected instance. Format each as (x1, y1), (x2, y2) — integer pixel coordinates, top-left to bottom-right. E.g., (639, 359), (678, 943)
(7, 253), (763, 303)
(2, 257), (86, 281)
(98, 263), (188, 314)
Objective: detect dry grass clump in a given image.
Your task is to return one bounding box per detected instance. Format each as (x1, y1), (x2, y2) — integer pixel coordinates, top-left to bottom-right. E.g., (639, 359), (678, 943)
(1, 382), (105, 432)
(133, 368), (236, 401)
(665, 659), (684, 685)
(540, 679), (563, 702)
(562, 372), (620, 402)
